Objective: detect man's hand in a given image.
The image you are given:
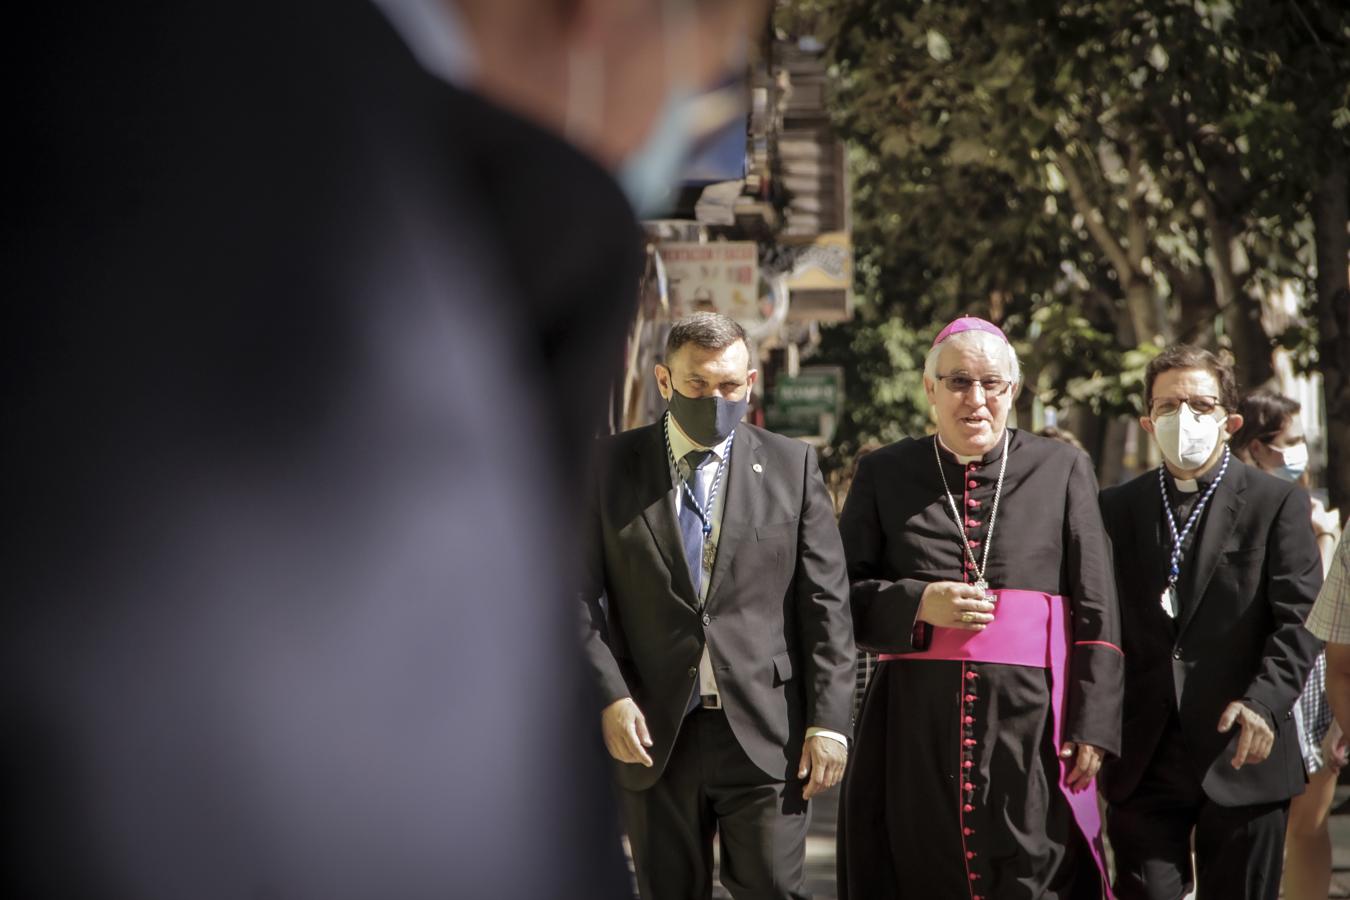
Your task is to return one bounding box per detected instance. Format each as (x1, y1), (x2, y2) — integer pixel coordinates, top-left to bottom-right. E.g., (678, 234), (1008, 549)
(1058, 742), (1105, 792)
(1218, 701), (1274, 769)
(917, 581), (995, 631)
(798, 735), (847, 800)
(601, 697), (653, 767)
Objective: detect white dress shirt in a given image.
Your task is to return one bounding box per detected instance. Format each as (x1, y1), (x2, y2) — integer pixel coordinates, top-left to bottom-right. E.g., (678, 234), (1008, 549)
(665, 413), (846, 749)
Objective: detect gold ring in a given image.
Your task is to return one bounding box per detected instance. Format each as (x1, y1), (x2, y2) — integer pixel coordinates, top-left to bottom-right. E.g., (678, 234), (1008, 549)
(961, 612), (975, 624)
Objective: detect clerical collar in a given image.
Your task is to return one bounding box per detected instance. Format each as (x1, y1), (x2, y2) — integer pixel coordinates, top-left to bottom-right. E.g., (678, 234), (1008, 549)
(936, 430), (1012, 466)
(1164, 469), (1211, 496)
(1163, 449), (1230, 495)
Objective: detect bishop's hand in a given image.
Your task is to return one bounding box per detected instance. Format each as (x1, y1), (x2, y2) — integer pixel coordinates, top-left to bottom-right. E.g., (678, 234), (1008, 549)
(1059, 742), (1105, 791)
(918, 581), (995, 632)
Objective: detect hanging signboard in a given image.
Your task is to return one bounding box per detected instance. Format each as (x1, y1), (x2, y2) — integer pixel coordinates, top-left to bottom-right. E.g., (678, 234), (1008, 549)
(780, 231), (853, 323)
(658, 241), (761, 326)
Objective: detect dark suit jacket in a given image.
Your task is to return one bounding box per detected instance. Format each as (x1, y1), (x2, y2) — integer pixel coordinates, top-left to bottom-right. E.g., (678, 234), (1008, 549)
(1099, 458), (1324, 807)
(3, 2), (637, 897)
(582, 422), (856, 791)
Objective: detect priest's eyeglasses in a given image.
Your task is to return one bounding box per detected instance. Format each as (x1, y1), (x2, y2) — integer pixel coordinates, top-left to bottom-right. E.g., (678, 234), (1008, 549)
(1148, 395), (1221, 418)
(935, 374), (1013, 397)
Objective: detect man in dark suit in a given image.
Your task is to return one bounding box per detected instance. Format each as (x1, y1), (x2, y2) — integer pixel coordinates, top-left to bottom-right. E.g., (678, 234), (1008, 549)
(2, 2), (764, 897)
(1099, 345), (1324, 900)
(582, 313), (856, 900)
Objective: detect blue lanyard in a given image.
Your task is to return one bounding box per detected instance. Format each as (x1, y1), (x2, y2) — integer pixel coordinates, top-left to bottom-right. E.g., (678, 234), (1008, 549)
(663, 413), (733, 540)
(1157, 445), (1230, 588)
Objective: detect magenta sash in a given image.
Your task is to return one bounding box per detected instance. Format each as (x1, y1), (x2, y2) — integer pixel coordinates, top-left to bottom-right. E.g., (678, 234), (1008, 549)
(879, 589), (1112, 898)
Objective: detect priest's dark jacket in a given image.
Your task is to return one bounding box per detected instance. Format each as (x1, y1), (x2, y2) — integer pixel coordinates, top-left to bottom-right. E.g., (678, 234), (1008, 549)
(1098, 457), (1323, 807)
(837, 428), (1123, 900)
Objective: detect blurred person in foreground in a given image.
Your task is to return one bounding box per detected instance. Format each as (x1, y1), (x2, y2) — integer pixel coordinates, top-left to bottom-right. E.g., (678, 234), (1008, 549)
(1098, 347), (1323, 900)
(1232, 390), (1345, 900)
(837, 316), (1123, 899)
(2, 1), (766, 897)
(581, 313), (855, 899)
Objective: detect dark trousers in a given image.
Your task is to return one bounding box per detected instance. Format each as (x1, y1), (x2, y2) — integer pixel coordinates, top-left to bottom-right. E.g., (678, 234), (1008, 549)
(620, 708), (810, 900)
(1107, 719), (1289, 900)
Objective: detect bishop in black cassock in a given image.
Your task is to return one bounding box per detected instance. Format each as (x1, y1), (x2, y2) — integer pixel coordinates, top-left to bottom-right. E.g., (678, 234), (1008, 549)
(837, 317), (1124, 900)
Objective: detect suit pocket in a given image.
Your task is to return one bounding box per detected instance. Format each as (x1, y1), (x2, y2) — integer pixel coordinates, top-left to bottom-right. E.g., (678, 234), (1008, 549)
(772, 650), (795, 685)
(756, 520), (798, 542)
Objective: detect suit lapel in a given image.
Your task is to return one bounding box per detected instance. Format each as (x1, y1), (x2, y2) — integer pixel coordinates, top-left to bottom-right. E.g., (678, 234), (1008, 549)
(1130, 475), (1178, 634)
(1132, 475), (1166, 577)
(632, 425), (699, 607)
(703, 427), (764, 610)
(1177, 461), (1246, 637)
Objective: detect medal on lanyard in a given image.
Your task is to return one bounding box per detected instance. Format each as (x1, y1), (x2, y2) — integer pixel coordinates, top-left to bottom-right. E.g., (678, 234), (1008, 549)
(1156, 446), (1230, 618)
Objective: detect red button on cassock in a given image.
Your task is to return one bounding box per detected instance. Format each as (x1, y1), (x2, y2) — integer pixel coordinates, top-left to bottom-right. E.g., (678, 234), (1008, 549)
(966, 851), (976, 859)
(968, 498), (980, 508)
(967, 518), (979, 527)
(964, 782), (975, 791)
(968, 539), (980, 548)
(964, 716), (974, 724)
(967, 480), (978, 489)
(963, 804), (974, 813)
(963, 760), (973, 769)
(965, 694), (976, 702)
(964, 738), (976, 746)
(963, 827), (974, 836)
(965, 671), (976, 680)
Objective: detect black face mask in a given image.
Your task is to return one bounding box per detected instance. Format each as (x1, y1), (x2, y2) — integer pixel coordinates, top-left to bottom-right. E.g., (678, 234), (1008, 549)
(664, 381), (748, 447)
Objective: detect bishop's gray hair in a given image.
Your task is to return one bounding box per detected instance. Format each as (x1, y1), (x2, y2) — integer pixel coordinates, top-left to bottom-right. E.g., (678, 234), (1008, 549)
(923, 329), (1022, 384)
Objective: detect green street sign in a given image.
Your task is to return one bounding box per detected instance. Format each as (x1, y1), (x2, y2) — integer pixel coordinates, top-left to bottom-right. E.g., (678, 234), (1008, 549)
(765, 367), (843, 441)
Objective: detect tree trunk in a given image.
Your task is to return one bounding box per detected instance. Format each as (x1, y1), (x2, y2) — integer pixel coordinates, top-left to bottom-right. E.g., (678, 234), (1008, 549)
(1313, 158), (1350, 526)
(1208, 216), (1275, 390)
(1097, 415), (1131, 488)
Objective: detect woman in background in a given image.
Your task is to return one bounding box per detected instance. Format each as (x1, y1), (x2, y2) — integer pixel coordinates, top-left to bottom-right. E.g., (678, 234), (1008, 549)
(1233, 390), (1343, 900)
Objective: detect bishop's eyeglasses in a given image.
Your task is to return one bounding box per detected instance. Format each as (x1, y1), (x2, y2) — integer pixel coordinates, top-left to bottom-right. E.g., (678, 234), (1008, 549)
(935, 374), (1014, 397)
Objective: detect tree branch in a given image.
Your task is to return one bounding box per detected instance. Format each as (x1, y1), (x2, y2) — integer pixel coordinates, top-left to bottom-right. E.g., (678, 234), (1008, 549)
(1124, 140), (1148, 272)
(1054, 146), (1136, 286)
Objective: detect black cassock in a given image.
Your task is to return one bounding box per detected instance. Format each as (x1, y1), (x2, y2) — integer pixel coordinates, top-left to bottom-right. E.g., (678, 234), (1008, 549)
(838, 429), (1123, 900)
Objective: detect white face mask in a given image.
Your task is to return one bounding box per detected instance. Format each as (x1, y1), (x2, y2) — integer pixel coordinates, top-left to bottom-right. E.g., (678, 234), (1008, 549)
(1153, 404), (1224, 470)
(1272, 441), (1309, 481)
(565, 0), (703, 217)
(617, 87), (699, 216)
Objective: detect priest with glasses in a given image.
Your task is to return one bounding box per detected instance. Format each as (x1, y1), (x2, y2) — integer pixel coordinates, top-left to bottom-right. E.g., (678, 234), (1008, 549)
(837, 316), (1123, 900)
(1099, 345), (1322, 900)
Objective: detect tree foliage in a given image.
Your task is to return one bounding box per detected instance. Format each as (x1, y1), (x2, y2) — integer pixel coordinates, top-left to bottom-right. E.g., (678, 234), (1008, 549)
(780, 0), (1350, 478)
